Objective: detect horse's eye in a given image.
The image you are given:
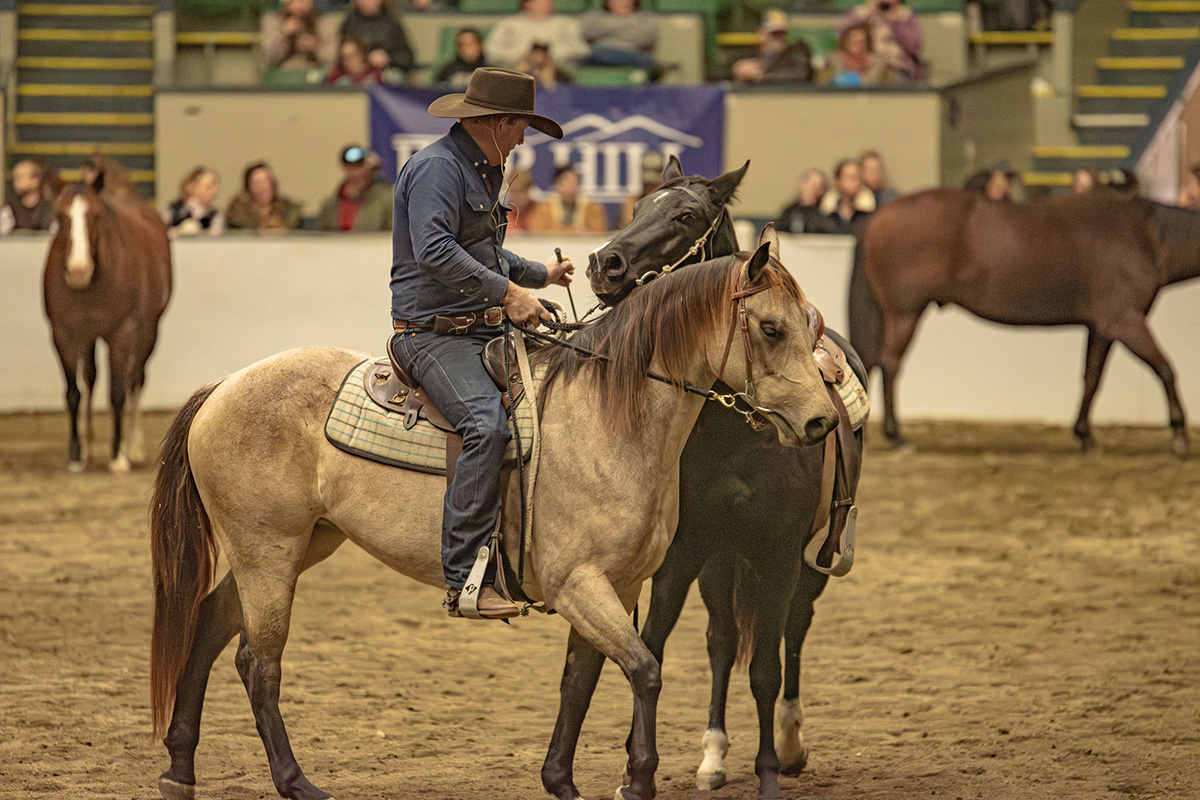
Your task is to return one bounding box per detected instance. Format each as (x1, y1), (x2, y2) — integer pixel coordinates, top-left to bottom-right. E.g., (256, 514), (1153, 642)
(677, 211), (696, 223)
(761, 322), (781, 339)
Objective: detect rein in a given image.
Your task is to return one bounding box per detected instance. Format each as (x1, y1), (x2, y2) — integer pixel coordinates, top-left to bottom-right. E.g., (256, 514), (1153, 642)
(633, 184), (728, 288)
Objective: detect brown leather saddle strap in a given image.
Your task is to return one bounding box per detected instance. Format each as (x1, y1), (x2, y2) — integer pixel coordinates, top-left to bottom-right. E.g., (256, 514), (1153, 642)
(811, 386), (860, 570)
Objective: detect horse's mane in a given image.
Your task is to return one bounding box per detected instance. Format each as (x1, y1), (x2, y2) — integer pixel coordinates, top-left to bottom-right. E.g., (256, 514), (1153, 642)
(538, 252), (803, 435)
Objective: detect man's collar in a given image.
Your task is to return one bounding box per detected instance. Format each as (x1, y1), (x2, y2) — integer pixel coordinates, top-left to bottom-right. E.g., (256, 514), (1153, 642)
(449, 122), (497, 169)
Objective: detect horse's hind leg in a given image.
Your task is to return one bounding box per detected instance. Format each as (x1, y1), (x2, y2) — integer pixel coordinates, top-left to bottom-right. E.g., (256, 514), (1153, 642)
(695, 559), (738, 791)
(879, 312), (921, 447)
(159, 572), (243, 800)
(746, 585), (791, 800)
(1073, 330), (1114, 452)
(158, 525), (344, 800)
(1111, 316), (1188, 456)
(105, 332), (134, 473)
(777, 566), (829, 776)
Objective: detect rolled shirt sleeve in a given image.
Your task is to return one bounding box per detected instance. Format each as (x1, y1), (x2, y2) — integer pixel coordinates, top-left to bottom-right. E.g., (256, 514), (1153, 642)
(403, 157), (512, 306)
(503, 249), (549, 288)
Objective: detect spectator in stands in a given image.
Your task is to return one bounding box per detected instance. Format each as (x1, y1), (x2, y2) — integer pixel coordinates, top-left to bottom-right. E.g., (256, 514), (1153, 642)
(436, 28), (488, 88)
(821, 159), (874, 234)
(485, 0), (590, 72)
(265, 0), (325, 71)
(775, 168), (833, 234)
(0, 159), (54, 235)
(1179, 166), (1200, 209)
(339, 0), (414, 77)
(838, 0), (925, 82)
(822, 21), (888, 87)
(326, 34), (383, 84)
(730, 10), (813, 84)
(515, 42), (573, 87)
(529, 163), (608, 233)
(162, 166), (224, 236)
(504, 169), (539, 232)
(964, 160), (1017, 201)
(1073, 166), (1100, 195)
(226, 162), (303, 231)
(860, 150), (898, 205)
(619, 151), (665, 228)
(580, 0), (658, 72)
(317, 145), (393, 231)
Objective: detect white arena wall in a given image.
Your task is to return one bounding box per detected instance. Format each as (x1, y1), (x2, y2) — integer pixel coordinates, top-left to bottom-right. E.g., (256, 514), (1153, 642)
(3, 232), (1199, 427)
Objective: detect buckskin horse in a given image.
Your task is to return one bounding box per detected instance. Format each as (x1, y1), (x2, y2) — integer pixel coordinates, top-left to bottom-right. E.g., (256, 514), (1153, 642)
(589, 157), (867, 800)
(850, 187), (1198, 455)
(149, 247), (838, 800)
(43, 180), (171, 471)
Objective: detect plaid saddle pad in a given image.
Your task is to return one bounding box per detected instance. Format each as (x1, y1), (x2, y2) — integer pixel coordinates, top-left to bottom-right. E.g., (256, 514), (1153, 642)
(325, 358), (540, 475)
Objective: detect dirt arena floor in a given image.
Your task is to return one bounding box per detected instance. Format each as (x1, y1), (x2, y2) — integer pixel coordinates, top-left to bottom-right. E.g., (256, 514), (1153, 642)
(1, 412), (1198, 800)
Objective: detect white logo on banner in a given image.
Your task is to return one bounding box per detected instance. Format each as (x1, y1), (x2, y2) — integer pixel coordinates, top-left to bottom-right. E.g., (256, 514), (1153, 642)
(391, 114), (703, 203)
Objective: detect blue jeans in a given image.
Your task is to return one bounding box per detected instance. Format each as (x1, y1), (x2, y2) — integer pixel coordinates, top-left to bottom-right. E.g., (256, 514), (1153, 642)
(582, 47), (657, 71)
(391, 330), (511, 589)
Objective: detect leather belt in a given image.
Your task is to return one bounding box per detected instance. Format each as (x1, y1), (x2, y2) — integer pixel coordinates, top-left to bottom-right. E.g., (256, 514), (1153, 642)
(394, 306), (505, 335)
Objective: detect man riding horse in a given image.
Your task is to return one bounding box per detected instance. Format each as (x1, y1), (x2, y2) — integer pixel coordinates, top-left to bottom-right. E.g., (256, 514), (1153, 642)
(389, 68), (574, 620)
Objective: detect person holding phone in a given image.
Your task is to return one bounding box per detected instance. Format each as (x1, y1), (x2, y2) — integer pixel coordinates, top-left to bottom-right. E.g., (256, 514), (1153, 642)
(837, 0), (925, 82)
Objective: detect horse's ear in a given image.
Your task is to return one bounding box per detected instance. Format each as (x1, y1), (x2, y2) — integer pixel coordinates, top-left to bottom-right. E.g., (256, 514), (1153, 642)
(92, 171), (105, 194)
(662, 154), (684, 184)
(708, 160), (750, 206)
(746, 241), (771, 285)
(758, 221), (780, 262)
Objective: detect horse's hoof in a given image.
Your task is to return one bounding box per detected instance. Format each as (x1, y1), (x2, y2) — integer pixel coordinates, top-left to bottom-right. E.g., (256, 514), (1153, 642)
(614, 787), (652, 800)
(110, 455), (131, 473)
(695, 771), (727, 791)
(1078, 436), (1096, 455)
(158, 777), (196, 800)
(1171, 433), (1189, 459)
(757, 780), (784, 800)
(67, 460), (85, 474)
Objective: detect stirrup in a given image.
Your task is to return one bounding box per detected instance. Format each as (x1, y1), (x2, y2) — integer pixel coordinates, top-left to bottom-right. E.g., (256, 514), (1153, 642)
(457, 543), (493, 619)
(804, 506), (856, 577)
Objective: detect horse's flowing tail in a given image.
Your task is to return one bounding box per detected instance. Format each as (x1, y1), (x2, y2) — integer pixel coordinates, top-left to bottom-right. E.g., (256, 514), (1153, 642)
(847, 233), (883, 375)
(150, 382), (221, 738)
(732, 562), (758, 670)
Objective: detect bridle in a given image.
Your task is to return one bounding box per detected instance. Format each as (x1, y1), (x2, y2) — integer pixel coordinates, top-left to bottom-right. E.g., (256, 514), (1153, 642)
(633, 183), (729, 287)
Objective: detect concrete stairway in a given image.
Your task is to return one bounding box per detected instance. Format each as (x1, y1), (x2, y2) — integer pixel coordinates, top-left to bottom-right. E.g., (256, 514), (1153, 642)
(1029, 1), (1200, 189)
(9, 1), (156, 199)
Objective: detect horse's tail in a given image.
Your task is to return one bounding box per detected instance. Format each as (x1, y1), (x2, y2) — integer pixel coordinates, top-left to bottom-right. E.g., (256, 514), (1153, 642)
(848, 229), (883, 375)
(150, 381), (221, 738)
(732, 561), (759, 670)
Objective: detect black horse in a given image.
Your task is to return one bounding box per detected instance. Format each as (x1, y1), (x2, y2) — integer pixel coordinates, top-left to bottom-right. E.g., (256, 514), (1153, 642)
(586, 157), (867, 800)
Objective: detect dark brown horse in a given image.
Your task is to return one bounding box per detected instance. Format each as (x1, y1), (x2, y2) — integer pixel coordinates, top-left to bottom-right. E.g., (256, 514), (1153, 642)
(43, 182), (172, 471)
(851, 187), (1199, 455)
(590, 157), (866, 800)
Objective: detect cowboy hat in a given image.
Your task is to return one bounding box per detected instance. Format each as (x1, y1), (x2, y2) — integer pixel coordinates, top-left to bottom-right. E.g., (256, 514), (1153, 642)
(428, 67), (563, 139)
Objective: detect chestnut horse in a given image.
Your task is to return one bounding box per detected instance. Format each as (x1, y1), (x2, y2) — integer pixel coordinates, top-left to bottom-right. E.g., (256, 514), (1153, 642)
(43, 182), (171, 471)
(851, 187), (1200, 455)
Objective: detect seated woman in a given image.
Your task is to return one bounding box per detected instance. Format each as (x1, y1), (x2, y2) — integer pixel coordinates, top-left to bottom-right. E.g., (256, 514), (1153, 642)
(225, 162), (303, 231)
(580, 0), (658, 72)
(264, 0), (325, 72)
(838, 0), (925, 82)
(162, 167), (224, 236)
(821, 21), (889, 86)
(485, 0), (589, 71)
(435, 28), (487, 88)
(325, 34), (382, 84)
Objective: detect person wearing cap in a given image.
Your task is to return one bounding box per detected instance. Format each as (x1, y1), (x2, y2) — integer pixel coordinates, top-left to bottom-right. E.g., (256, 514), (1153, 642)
(390, 67), (574, 620)
(317, 145), (392, 232)
(730, 10), (813, 84)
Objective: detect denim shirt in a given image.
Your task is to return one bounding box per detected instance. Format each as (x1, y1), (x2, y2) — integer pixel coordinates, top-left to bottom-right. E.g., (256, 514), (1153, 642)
(390, 123), (548, 324)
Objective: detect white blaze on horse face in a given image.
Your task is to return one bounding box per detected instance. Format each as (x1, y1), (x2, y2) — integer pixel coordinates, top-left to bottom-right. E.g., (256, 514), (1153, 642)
(65, 195), (94, 288)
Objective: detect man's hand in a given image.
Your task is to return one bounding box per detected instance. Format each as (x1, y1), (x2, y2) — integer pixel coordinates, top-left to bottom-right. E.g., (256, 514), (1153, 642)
(544, 254), (575, 287)
(503, 282), (552, 326)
